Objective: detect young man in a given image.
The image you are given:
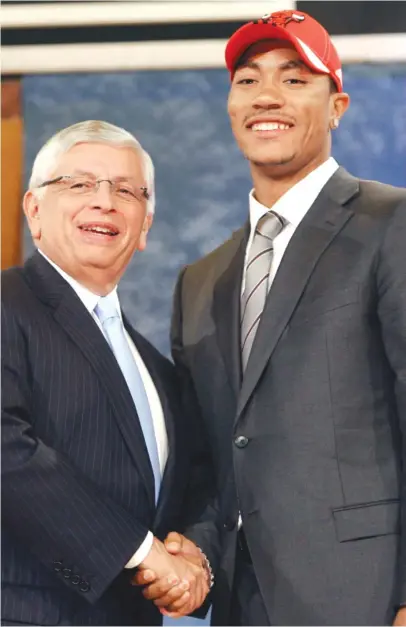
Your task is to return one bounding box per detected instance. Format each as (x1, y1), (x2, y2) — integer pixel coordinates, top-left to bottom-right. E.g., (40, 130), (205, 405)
(1, 120), (210, 626)
(137, 9), (406, 627)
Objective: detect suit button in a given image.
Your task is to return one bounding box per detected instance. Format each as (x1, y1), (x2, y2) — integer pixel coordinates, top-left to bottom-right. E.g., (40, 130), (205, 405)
(223, 519), (236, 531)
(79, 581), (90, 592)
(53, 560), (63, 572)
(71, 575), (81, 585)
(234, 435), (249, 448)
(62, 568), (72, 579)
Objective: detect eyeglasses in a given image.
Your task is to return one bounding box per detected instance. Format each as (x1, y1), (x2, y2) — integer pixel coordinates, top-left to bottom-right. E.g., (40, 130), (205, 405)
(38, 175), (150, 204)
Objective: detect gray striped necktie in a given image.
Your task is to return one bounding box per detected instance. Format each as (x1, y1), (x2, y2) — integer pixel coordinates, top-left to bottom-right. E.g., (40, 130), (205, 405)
(241, 210), (285, 371)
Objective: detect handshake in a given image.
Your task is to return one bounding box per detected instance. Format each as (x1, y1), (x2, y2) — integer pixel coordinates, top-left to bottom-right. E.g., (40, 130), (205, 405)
(132, 532), (212, 619)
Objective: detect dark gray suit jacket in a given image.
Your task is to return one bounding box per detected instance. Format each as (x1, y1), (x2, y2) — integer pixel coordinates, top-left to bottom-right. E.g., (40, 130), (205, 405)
(1, 252), (190, 626)
(171, 168), (406, 625)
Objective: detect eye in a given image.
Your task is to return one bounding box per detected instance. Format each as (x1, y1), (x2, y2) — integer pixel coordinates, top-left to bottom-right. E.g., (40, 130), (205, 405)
(118, 187), (130, 194)
(235, 78), (257, 85)
(69, 178), (93, 190)
(117, 187), (136, 197)
(284, 78), (307, 85)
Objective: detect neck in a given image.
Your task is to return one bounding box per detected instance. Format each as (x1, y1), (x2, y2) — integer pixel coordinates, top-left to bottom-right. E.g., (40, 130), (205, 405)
(38, 248), (121, 296)
(250, 154), (330, 209)
(69, 269), (119, 296)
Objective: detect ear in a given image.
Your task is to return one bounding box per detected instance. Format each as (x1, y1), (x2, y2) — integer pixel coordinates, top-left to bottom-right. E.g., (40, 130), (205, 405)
(137, 213), (153, 252)
(329, 91), (350, 129)
(23, 190), (42, 240)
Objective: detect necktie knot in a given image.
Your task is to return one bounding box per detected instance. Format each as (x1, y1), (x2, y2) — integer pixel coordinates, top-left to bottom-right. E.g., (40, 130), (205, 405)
(95, 295), (120, 325)
(256, 210), (285, 241)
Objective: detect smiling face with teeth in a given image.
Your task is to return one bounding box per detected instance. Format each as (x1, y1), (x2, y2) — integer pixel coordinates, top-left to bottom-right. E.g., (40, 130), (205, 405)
(228, 40), (349, 183)
(24, 142), (152, 294)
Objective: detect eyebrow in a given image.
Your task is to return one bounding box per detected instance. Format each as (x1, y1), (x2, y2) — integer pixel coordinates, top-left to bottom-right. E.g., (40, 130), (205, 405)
(70, 170), (134, 182)
(236, 58), (309, 73)
(71, 169), (97, 177)
(279, 59), (308, 71)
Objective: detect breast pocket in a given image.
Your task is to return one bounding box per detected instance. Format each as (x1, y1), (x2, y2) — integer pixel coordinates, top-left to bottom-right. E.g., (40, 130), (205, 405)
(293, 285), (360, 324)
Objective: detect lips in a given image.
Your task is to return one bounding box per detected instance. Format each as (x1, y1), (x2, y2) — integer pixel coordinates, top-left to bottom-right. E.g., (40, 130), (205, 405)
(246, 117), (294, 132)
(78, 222), (120, 236)
(252, 122), (291, 131)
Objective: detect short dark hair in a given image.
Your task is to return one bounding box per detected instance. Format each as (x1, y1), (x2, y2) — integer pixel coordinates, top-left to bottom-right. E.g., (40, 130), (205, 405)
(329, 77), (338, 93)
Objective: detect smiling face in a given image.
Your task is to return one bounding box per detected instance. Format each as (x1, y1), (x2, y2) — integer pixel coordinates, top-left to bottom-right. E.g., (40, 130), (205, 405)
(24, 142), (152, 293)
(228, 40), (349, 178)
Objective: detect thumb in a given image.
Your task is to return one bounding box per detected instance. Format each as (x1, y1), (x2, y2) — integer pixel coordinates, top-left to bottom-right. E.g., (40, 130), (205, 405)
(164, 531), (183, 553)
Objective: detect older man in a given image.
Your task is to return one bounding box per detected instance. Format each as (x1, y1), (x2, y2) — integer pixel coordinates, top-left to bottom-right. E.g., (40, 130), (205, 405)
(1, 120), (210, 626)
(136, 9), (406, 627)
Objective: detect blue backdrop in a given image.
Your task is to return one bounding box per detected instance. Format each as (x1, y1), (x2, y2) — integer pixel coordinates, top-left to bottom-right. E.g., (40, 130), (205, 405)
(23, 64), (406, 359)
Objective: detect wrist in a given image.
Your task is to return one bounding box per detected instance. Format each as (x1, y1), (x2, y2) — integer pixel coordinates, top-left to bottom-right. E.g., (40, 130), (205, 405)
(198, 548), (214, 589)
(139, 537), (161, 570)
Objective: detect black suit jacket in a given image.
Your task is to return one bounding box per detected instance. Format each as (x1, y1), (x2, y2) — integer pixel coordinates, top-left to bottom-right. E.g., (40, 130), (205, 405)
(171, 169), (406, 625)
(1, 252), (189, 626)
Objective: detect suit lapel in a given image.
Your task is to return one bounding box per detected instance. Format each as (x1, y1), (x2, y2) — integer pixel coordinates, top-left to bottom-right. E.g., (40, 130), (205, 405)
(213, 227), (248, 396)
(237, 168), (360, 419)
(24, 252), (156, 508)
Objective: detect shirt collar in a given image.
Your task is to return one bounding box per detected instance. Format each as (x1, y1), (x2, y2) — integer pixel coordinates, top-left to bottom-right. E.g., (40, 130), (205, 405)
(38, 249), (121, 317)
(249, 157), (339, 231)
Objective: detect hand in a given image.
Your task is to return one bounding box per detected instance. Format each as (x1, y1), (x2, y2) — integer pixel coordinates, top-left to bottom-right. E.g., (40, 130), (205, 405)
(394, 608), (406, 626)
(133, 536), (209, 617)
(134, 536), (208, 618)
(161, 532), (211, 617)
(165, 531), (205, 564)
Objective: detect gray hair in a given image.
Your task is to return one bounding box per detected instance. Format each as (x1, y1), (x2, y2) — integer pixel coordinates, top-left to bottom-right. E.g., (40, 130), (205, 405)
(28, 120), (155, 214)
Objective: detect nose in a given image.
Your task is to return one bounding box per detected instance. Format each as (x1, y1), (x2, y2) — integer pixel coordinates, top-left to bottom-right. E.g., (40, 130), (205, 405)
(90, 180), (114, 212)
(252, 80), (285, 110)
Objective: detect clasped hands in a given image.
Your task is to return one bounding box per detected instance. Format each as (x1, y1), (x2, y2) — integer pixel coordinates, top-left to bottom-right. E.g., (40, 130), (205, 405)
(132, 532), (210, 619)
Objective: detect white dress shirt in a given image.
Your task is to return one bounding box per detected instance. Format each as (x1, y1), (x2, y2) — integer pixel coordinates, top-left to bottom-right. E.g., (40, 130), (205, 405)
(238, 158), (339, 530)
(242, 157), (339, 295)
(38, 250), (168, 567)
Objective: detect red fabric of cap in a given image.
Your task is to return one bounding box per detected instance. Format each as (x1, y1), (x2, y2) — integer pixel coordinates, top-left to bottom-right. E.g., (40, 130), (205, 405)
(225, 10), (343, 92)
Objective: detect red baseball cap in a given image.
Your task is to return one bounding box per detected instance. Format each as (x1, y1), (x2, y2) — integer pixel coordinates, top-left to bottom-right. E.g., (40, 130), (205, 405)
(225, 9), (343, 92)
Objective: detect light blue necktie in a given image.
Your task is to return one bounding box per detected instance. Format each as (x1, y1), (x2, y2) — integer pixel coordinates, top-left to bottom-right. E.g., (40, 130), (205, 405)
(95, 295), (161, 503)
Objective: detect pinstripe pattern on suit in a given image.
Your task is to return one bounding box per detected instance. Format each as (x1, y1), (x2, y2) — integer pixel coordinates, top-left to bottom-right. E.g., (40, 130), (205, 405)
(1, 252), (189, 626)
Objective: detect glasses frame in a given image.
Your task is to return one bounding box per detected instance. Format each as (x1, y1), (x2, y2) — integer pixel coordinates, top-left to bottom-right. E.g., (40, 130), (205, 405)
(37, 175), (150, 202)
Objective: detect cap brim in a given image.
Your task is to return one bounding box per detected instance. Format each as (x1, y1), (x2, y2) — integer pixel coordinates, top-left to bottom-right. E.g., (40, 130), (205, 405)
(226, 22), (330, 78)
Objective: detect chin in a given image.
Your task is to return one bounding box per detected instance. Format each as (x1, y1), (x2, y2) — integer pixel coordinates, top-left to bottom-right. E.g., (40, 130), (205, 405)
(80, 252), (115, 268)
(250, 154), (296, 169)
(245, 146), (295, 167)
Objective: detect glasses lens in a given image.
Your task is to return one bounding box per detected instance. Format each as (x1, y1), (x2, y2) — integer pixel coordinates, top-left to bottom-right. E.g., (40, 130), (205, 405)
(67, 177), (95, 193)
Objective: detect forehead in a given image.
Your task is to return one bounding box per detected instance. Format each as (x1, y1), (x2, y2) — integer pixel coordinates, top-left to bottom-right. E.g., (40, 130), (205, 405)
(55, 142), (144, 177)
(236, 39), (305, 70)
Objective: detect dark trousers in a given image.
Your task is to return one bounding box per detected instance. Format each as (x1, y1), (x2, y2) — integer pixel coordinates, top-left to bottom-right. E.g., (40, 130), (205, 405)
(228, 530), (270, 626)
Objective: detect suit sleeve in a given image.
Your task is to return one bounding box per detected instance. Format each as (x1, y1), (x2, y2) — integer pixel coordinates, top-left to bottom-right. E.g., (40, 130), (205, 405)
(171, 267), (223, 575)
(376, 199), (406, 607)
(1, 303), (149, 604)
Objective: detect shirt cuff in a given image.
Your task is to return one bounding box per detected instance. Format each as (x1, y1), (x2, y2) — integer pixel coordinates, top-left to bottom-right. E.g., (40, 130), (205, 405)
(124, 531), (154, 569)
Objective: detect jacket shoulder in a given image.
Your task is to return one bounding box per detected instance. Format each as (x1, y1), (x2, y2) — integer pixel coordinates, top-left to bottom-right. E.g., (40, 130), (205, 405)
(357, 179), (406, 210)
(186, 228), (245, 276)
(1, 266), (31, 307)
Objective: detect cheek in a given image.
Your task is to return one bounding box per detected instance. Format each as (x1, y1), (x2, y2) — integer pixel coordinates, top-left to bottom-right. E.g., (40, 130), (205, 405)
(300, 105), (329, 139)
(227, 93), (244, 123)
(42, 204), (81, 240)
(123, 212), (144, 238)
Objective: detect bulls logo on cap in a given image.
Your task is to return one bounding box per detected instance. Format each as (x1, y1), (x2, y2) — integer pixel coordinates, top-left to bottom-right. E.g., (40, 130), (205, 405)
(254, 9), (306, 26)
